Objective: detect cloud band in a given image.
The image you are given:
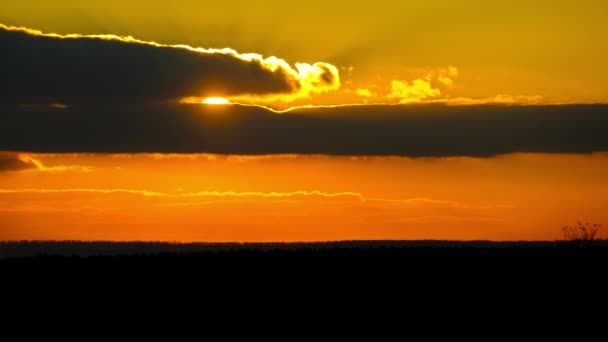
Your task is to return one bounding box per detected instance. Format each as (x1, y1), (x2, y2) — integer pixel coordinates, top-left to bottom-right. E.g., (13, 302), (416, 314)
(1, 103), (607, 157)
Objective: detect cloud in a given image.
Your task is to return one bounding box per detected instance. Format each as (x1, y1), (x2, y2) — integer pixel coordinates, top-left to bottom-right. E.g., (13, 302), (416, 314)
(0, 188), (496, 215)
(446, 95), (543, 106)
(183, 190), (363, 201)
(1, 102), (607, 157)
(438, 76), (454, 86)
(387, 79), (441, 103)
(0, 188), (162, 196)
(0, 188), (508, 242)
(0, 23), (339, 104)
(227, 62), (340, 104)
(0, 153), (34, 172)
(17, 155), (92, 172)
(0, 188), (363, 201)
(448, 65), (459, 77)
(379, 66), (540, 107)
(0, 153), (91, 172)
(384, 66), (459, 103)
(356, 88), (373, 97)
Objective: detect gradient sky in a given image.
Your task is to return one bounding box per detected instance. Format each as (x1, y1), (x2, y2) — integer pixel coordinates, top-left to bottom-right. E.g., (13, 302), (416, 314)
(2, 153), (608, 241)
(1, 2), (607, 241)
(2, 1), (607, 105)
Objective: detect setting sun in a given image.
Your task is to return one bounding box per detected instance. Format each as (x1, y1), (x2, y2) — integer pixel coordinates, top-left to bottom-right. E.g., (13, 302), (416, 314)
(202, 97), (230, 105)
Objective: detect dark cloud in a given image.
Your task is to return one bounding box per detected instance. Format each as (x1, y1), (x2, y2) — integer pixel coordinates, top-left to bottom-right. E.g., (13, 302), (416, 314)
(0, 25), (299, 104)
(0, 153), (33, 172)
(1, 103), (607, 156)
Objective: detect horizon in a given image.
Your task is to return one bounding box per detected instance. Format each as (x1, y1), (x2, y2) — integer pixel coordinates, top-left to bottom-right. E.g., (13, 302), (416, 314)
(3, 239), (607, 259)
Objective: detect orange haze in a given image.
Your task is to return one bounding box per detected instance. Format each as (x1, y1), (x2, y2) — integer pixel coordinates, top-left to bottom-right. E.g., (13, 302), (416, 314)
(1, 153), (607, 241)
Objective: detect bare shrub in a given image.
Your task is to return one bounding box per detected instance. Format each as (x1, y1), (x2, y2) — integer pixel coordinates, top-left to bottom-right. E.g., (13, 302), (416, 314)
(561, 221), (600, 247)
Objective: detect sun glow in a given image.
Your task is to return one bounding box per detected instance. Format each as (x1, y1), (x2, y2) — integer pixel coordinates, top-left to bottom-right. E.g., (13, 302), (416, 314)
(202, 97), (230, 105)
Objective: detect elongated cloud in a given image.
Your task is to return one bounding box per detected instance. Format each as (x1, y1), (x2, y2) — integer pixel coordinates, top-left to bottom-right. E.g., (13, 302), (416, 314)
(183, 190), (364, 201)
(0, 188), (163, 196)
(0, 24), (339, 103)
(1, 103), (607, 156)
(0, 189), (496, 215)
(0, 188), (363, 201)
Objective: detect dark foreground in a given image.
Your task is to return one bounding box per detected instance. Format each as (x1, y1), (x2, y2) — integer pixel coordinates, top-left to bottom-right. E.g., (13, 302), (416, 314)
(1, 242), (607, 337)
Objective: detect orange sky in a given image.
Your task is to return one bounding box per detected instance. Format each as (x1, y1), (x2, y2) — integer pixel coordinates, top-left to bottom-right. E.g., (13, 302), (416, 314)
(1, 153), (606, 241)
(1, 6), (607, 242)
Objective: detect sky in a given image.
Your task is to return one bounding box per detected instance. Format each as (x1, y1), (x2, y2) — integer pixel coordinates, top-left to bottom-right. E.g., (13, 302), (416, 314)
(3, 1), (608, 105)
(1, 1), (607, 241)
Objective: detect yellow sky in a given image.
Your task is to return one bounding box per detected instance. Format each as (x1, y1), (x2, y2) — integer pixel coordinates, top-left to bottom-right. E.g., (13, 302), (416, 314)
(2, 1), (607, 105)
(1, 153), (607, 241)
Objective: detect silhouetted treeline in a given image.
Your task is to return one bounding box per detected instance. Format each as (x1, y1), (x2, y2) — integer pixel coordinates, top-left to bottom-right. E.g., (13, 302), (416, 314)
(3, 239), (608, 258)
(1, 245), (607, 336)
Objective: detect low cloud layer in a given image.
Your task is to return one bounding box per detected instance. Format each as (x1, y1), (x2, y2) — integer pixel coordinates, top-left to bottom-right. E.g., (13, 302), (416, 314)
(0, 152), (90, 172)
(1, 103), (607, 157)
(0, 153), (33, 172)
(0, 24), (339, 104)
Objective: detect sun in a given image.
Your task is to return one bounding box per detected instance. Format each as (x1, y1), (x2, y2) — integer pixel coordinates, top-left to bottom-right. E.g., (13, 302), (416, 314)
(202, 97), (230, 105)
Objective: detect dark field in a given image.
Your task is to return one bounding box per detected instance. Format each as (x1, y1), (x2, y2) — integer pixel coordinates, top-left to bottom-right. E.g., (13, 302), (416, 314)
(1, 241), (607, 337)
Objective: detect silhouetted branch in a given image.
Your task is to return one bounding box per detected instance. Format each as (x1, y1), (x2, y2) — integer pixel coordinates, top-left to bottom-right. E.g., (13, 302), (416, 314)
(562, 221), (601, 247)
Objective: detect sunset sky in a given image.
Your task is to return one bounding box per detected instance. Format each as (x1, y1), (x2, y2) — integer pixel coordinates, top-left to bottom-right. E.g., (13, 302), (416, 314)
(1, 1), (607, 241)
